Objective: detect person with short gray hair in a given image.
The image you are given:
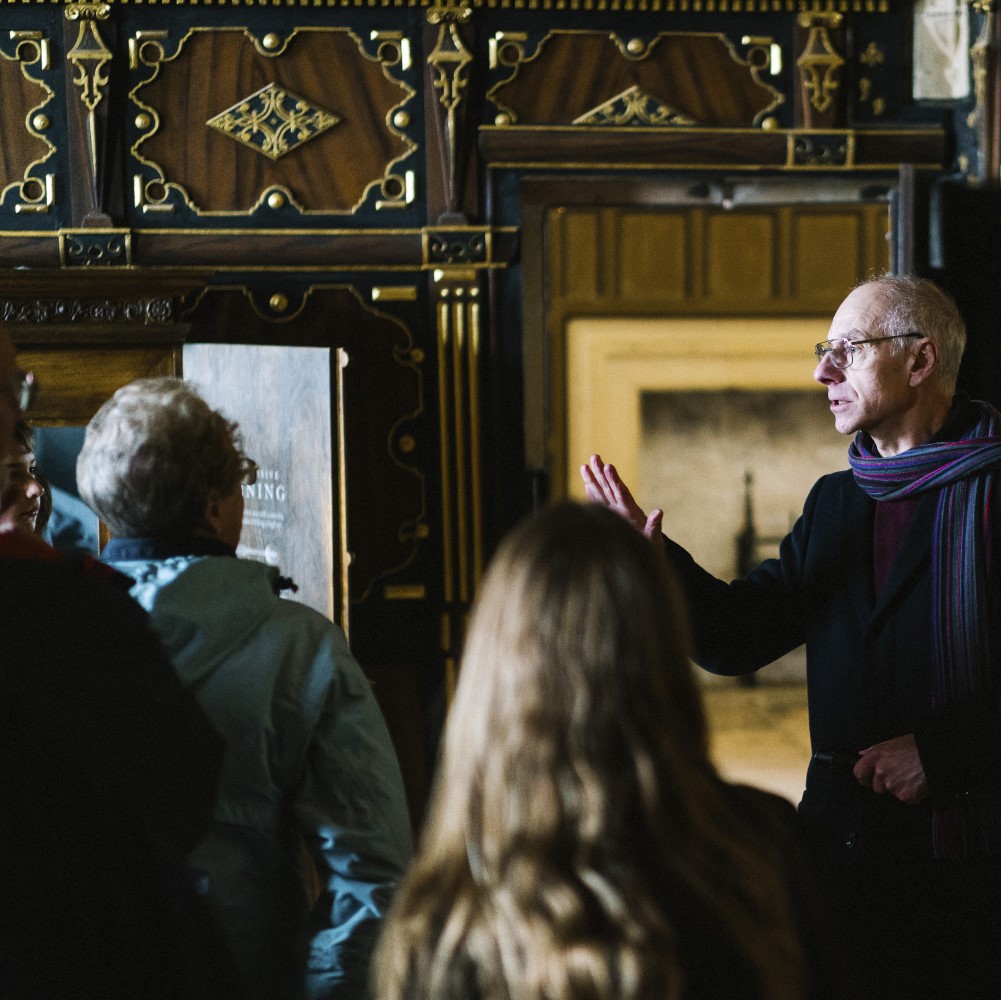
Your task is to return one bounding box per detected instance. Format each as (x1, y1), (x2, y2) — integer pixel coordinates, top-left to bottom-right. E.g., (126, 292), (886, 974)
(78, 376), (412, 1000)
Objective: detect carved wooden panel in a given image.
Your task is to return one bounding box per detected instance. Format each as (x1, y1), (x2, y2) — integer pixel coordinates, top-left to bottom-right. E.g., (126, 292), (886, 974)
(130, 27), (416, 216)
(13, 346), (178, 424)
(0, 34), (56, 218)
(488, 32), (782, 127)
(549, 202), (889, 313)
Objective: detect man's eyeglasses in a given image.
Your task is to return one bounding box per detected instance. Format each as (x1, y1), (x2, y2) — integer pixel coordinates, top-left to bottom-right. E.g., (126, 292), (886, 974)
(814, 332), (923, 370)
(8, 371), (37, 413)
(239, 456), (258, 486)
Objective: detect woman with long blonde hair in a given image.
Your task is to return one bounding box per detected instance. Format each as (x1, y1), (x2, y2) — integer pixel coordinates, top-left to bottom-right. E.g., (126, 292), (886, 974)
(375, 501), (830, 1000)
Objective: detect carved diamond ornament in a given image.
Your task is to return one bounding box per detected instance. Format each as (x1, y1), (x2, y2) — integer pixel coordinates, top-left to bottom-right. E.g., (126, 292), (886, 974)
(206, 83), (340, 161)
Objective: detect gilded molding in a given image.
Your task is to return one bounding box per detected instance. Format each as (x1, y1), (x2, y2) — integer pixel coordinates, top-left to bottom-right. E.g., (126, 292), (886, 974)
(796, 13), (845, 114)
(5, 0), (894, 10)
(129, 26), (417, 218)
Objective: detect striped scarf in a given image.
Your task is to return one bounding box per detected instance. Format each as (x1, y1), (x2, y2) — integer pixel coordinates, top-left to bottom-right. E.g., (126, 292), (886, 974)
(848, 399), (1001, 857)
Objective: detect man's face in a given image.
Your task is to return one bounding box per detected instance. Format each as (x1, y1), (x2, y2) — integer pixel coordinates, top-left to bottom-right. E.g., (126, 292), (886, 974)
(813, 284), (917, 444)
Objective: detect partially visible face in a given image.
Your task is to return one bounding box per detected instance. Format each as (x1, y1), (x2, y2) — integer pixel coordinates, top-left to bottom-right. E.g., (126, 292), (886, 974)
(813, 283), (916, 443)
(0, 444), (45, 536)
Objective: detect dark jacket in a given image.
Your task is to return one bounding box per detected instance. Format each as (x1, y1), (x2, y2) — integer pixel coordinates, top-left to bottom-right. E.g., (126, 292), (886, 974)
(665, 462), (1001, 863)
(0, 533), (224, 1000)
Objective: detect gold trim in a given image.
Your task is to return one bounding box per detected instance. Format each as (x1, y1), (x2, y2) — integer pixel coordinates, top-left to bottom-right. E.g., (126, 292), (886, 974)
(383, 584), (427, 600)
(129, 26), (417, 218)
(4, 0), (894, 11)
(468, 295), (483, 586)
(372, 285), (419, 301)
(437, 299), (455, 604)
(335, 346), (351, 641)
(452, 298), (469, 603)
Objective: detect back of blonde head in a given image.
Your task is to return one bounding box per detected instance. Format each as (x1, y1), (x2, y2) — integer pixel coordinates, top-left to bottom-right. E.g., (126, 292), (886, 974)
(375, 502), (809, 1000)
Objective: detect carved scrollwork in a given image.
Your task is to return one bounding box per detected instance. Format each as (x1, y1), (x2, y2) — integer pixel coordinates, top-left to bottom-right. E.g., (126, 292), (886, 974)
(426, 230), (488, 266)
(0, 296), (173, 324)
(791, 134), (849, 167)
(574, 85), (697, 126)
(60, 229), (132, 267)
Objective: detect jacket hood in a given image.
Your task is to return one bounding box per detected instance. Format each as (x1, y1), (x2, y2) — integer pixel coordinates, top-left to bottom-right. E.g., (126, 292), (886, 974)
(109, 555), (283, 686)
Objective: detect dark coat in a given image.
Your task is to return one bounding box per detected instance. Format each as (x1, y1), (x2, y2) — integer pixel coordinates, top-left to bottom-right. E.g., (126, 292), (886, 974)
(665, 466), (1001, 863)
(0, 533), (225, 1000)
(665, 464), (1001, 998)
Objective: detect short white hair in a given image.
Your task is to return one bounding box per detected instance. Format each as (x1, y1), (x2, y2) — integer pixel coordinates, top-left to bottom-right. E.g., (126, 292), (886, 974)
(77, 377), (243, 537)
(863, 274), (966, 391)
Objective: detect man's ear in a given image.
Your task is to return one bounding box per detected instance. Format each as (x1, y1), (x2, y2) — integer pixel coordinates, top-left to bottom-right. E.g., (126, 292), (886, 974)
(908, 338), (938, 387)
(201, 490), (226, 541)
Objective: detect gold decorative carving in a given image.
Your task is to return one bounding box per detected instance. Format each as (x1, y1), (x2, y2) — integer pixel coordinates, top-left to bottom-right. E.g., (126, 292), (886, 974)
(269, 293), (289, 313)
(129, 31), (168, 71)
(375, 171), (416, 211)
(573, 85), (698, 126)
(371, 31), (412, 71)
(428, 5), (473, 215)
(133, 174), (174, 214)
(59, 228), (132, 267)
(1, 35), (57, 215)
(67, 18), (112, 195)
(740, 35), (782, 75)
(207, 83), (341, 161)
(489, 31), (527, 70)
(13, 174), (55, 215)
(11, 31), (51, 71)
(67, 20), (111, 114)
(859, 41), (885, 66)
(796, 14), (845, 114)
(64, 1), (111, 20)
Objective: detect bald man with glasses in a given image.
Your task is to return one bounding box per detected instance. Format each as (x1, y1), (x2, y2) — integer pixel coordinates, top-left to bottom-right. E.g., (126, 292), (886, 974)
(583, 274), (1001, 1000)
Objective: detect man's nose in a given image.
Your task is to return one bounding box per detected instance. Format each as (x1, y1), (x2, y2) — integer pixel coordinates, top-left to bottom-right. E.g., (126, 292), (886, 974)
(813, 353), (843, 385)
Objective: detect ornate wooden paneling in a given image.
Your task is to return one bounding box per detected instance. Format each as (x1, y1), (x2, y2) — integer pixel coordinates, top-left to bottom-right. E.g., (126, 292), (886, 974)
(488, 31), (782, 128)
(130, 27), (417, 216)
(0, 32), (58, 218)
(549, 202), (889, 313)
